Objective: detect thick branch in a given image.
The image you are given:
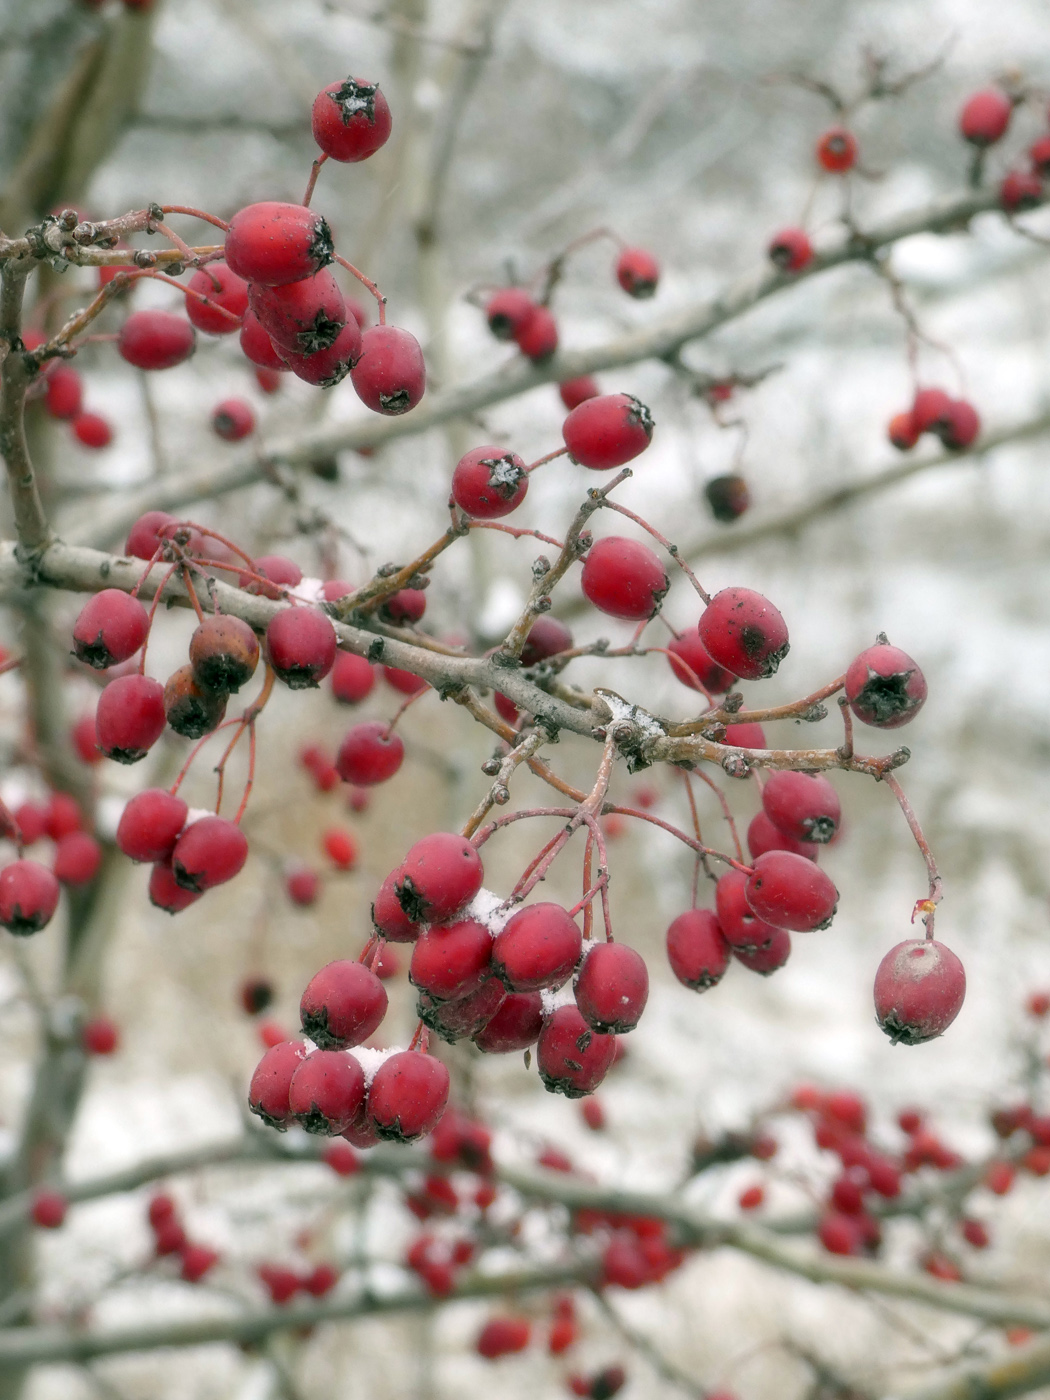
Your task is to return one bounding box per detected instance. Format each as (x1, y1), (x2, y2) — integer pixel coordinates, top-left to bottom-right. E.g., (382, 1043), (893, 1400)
(896, 1332), (1050, 1400)
(0, 266), (52, 557)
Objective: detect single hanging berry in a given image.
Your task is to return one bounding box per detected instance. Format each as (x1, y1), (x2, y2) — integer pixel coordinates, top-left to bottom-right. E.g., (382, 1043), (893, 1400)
(615, 246), (660, 298)
(72, 590), (149, 669)
(873, 939), (966, 1045)
(574, 942), (649, 1033)
(581, 536), (669, 621)
(698, 587), (789, 681)
(451, 446), (528, 519)
(224, 202), (334, 287)
(562, 393), (654, 470)
(312, 76), (392, 162)
(350, 325), (425, 415)
(844, 638), (926, 729)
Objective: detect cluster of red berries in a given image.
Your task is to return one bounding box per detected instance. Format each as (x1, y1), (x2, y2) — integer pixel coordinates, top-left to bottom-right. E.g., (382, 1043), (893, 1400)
(24, 331), (114, 448)
(145, 1193), (220, 1284)
(0, 790), (104, 938)
(887, 385), (980, 453)
(958, 86), (1050, 212)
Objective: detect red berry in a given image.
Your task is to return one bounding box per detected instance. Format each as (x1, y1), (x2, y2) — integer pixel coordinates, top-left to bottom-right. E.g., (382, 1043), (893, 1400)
(82, 1015), (118, 1054)
(72, 412), (113, 449)
(366, 1051), (450, 1142)
(395, 832), (484, 923)
(715, 869), (778, 951)
(936, 399), (980, 450)
(164, 664), (227, 739)
(255, 366), (284, 392)
(249, 269), (346, 355)
(452, 446), (528, 518)
(521, 616), (574, 665)
(485, 288), (535, 341)
(312, 76), (392, 161)
(72, 589), (149, 669)
(323, 1141), (360, 1176)
(705, 473), (751, 522)
(148, 860), (202, 914)
(559, 376), (600, 410)
(180, 1244), (220, 1283)
(258, 1263), (300, 1304)
(819, 1212), (860, 1255)
(240, 978), (274, 1016)
(816, 127), (857, 173)
(1026, 990), (1050, 1018)
(288, 1049), (366, 1134)
(410, 919), (494, 1001)
(581, 536), (668, 621)
(372, 871), (420, 942)
(581, 1097), (605, 1131)
(171, 816), (249, 892)
(1031, 135), (1050, 174)
(476, 1317), (531, 1359)
(733, 927), (792, 975)
(494, 692), (519, 725)
(665, 908), (731, 990)
(225, 201), (333, 287)
(739, 1184), (764, 1211)
(492, 902), (582, 992)
(31, 1190), (68, 1230)
(762, 770), (840, 845)
(239, 310), (286, 370)
(1000, 169), (1043, 212)
(186, 261), (248, 334)
(72, 714), (102, 765)
(0, 860), (60, 936)
(745, 851), (838, 932)
(266, 607), (337, 689)
(473, 991), (545, 1052)
(147, 1193), (176, 1229)
(43, 792), (81, 841)
(154, 1219), (187, 1255)
(330, 651), (375, 704)
(53, 831), (101, 885)
(515, 304), (559, 361)
(959, 89), (1013, 146)
(125, 510), (177, 560)
(118, 309), (195, 370)
(537, 1004), (616, 1098)
(616, 246), (659, 298)
(189, 615), (260, 695)
(768, 227), (813, 272)
(382, 664), (427, 695)
(747, 811), (817, 861)
(350, 325), (426, 415)
(575, 942), (649, 1033)
(302, 1262), (339, 1296)
(563, 393), (654, 471)
(286, 865), (320, 906)
(300, 960), (387, 1048)
(380, 589), (427, 624)
(666, 629), (736, 693)
(698, 588), (789, 681)
(844, 640), (926, 729)
(984, 1160), (1015, 1195)
(417, 977), (506, 1043)
(15, 803), (47, 846)
(911, 387), (952, 433)
(239, 553), (302, 600)
(874, 939), (966, 1045)
(723, 722), (766, 747)
(866, 1155), (902, 1198)
(96, 674), (166, 763)
(212, 398), (255, 441)
(248, 1040), (307, 1128)
(962, 1218), (990, 1249)
(888, 411), (919, 451)
(45, 364), (83, 420)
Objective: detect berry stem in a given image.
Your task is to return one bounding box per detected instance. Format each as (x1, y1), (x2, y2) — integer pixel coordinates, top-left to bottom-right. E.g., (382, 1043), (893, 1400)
(691, 768), (744, 864)
(881, 773), (942, 938)
(302, 155), (329, 208)
(666, 675), (847, 736)
(333, 254), (386, 325)
(467, 521), (565, 549)
(648, 646), (716, 705)
(138, 562), (181, 671)
(160, 205), (230, 232)
(384, 685), (429, 737)
(524, 447), (569, 474)
(837, 695), (855, 759)
(604, 803), (750, 875)
(181, 566), (206, 624)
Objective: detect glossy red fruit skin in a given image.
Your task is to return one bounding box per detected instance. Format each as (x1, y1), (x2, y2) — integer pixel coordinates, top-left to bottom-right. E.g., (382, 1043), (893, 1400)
(72, 412), (113, 448)
(665, 908), (731, 990)
(125, 510), (177, 560)
(249, 1040), (308, 1128)
(417, 977), (506, 1043)
(911, 387), (952, 433)
(874, 939), (966, 1045)
(286, 865), (320, 905)
(367, 1051), (450, 1143)
(1001, 169), (1043, 212)
(239, 310), (286, 370)
(698, 587), (789, 681)
(409, 919), (493, 1001)
(666, 630), (736, 693)
(0, 860), (60, 935)
(396, 832), (484, 923)
(768, 227), (813, 272)
(45, 365), (83, 419)
(350, 325), (425, 415)
(844, 641), (926, 729)
(472, 990), (544, 1053)
(559, 376), (600, 410)
(187, 262), (248, 335)
(148, 860), (202, 914)
(491, 902), (582, 992)
(225, 201), (334, 287)
(283, 315), (365, 386)
(563, 393), (654, 470)
(288, 1049), (366, 1133)
(212, 398), (255, 441)
(485, 288), (535, 340)
(745, 851), (839, 932)
(31, 1190), (68, 1230)
(959, 89), (1013, 145)
(96, 675), (166, 763)
(383, 664), (427, 695)
(537, 1005), (616, 1098)
(72, 714), (101, 765)
(266, 607), (337, 689)
(330, 651), (375, 704)
(936, 399), (980, 450)
(515, 304), (558, 361)
(715, 869), (778, 951)
(575, 942), (649, 1033)
(72, 589), (149, 669)
(762, 770), (840, 844)
(733, 926), (792, 975)
(476, 1317), (531, 1359)
(521, 616), (573, 665)
(747, 811), (817, 862)
(118, 310), (195, 370)
(171, 816), (249, 892)
(380, 589), (427, 624)
(82, 1016), (118, 1054)
(616, 246), (660, 298)
(312, 77), (392, 161)
(249, 269), (346, 354)
(1031, 135), (1050, 174)
(300, 960), (387, 1049)
(816, 126), (858, 173)
(888, 411), (919, 451)
(44, 792), (81, 841)
(452, 446), (528, 518)
(581, 536), (668, 621)
(372, 871), (420, 941)
(239, 554), (302, 599)
(53, 832), (101, 885)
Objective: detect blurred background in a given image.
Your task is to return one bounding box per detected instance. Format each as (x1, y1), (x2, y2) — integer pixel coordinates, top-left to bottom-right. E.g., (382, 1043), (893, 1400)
(2, 1), (1050, 1397)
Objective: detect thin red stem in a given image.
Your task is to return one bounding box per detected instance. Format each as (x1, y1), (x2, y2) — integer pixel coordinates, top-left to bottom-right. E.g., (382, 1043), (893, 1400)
(161, 205), (230, 232)
(882, 773), (942, 938)
(334, 254), (386, 325)
(524, 447), (569, 475)
(302, 155), (329, 208)
(599, 498), (711, 605)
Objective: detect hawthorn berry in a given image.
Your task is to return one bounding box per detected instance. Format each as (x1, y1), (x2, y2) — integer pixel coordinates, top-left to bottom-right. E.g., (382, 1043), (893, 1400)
(239, 310), (286, 370)
(559, 376), (600, 410)
(383, 664), (427, 695)
(239, 554), (302, 600)
(451, 445), (528, 518)
(473, 990), (545, 1053)
(300, 960), (387, 1049)
(125, 510), (177, 560)
(491, 902), (582, 992)
(733, 926), (792, 975)
(521, 615), (574, 665)
(186, 261), (249, 334)
(666, 629), (736, 693)
(286, 865), (320, 906)
(72, 412), (113, 448)
(350, 325), (425, 415)
(762, 770), (840, 844)
(45, 364), (83, 420)
(816, 127), (858, 173)
(705, 473), (751, 523)
(31, 1190), (68, 1230)
(118, 310), (196, 371)
(266, 607), (337, 689)
(476, 1317), (531, 1359)
(72, 714), (102, 765)
(959, 89), (1013, 146)
(148, 860), (202, 914)
(53, 831), (102, 885)
(15, 803), (46, 846)
(147, 1194), (176, 1230)
(1000, 169), (1043, 212)
(163, 665), (227, 739)
(698, 587), (789, 681)
(288, 1049), (366, 1134)
(563, 393), (654, 470)
(819, 1212), (860, 1256)
(409, 918), (494, 1001)
(312, 76), (392, 161)
(366, 1051), (450, 1143)
(372, 871), (420, 942)
(537, 1004), (617, 1098)
(241, 977), (274, 1016)
(43, 792), (80, 841)
(171, 816), (248, 892)
(323, 1141), (359, 1176)
(768, 227), (813, 273)
(937, 398), (980, 450)
(665, 908), (731, 990)
(0, 860), (60, 935)
(515, 304), (559, 361)
(1031, 136), (1050, 175)
(211, 398), (255, 441)
(180, 1245), (220, 1283)
(248, 1040), (308, 1129)
(418, 978), (507, 1043)
(485, 288), (535, 341)
(873, 939), (966, 1045)
(745, 851), (839, 931)
(715, 869), (778, 951)
(82, 1015), (119, 1054)
(910, 387), (952, 434)
(844, 639), (926, 729)
(225, 201), (334, 286)
(189, 615), (260, 695)
(747, 811), (817, 861)
(96, 674), (166, 762)
(395, 832), (484, 923)
(72, 589), (149, 669)
(575, 942), (649, 1033)
(255, 365), (284, 392)
(615, 244), (660, 298)
(581, 536), (668, 621)
(249, 269), (346, 355)
(380, 589), (427, 624)
(888, 411), (919, 451)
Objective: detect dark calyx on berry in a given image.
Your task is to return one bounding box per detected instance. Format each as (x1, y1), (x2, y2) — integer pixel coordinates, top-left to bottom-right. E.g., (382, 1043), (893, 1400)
(329, 76), (380, 124)
(395, 876), (429, 924)
(625, 395), (654, 438)
(296, 310), (344, 356)
(481, 455), (526, 498)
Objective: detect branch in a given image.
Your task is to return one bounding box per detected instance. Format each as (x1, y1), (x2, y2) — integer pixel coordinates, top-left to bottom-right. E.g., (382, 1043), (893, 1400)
(0, 266), (53, 558)
(896, 1332), (1050, 1400)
